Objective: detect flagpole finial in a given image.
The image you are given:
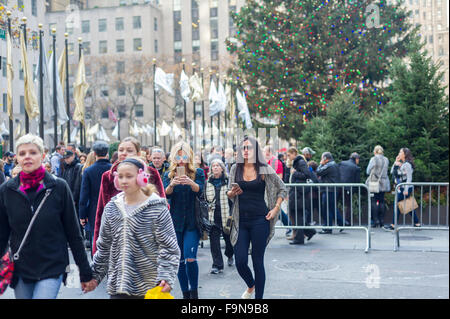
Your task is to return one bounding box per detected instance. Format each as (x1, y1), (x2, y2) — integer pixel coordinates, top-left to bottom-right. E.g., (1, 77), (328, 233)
(64, 32), (68, 38)
(78, 37), (82, 43)
(38, 23), (43, 29)
(51, 28), (56, 35)
(6, 11), (11, 17)
(22, 16), (27, 23)
(182, 58), (186, 63)
(152, 57), (156, 64)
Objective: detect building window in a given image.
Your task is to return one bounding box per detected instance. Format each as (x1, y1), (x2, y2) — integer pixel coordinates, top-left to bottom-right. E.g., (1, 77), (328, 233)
(101, 108), (109, 119)
(3, 94), (7, 113)
(173, 0), (181, 10)
(100, 65), (108, 74)
(429, 35), (433, 44)
(117, 83), (126, 96)
(135, 82), (143, 96)
(116, 17), (124, 31)
(133, 16), (142, 29)
(99, 40), (108, 54)
(85, 64), (91, 76)
(174, 41), (182, 51)
(116, 39), (125, 53)
(68, 43), (74, 56)
(211, 39), (218, 61)
(210, 18), (218, 39)
(192, 28), (200, 40)
(82, 20), (90, 33)
(17, 0), (23, 11)
(99, 19), (107, 32)
(31, 0), (37, 16)
(20, 96), (25, 114)
(101, 86), (109, 97)
(2, 59), (6, 77)
(154, 39), (158, 53)
(133, 38), (142, 51)
(117, 61), (125, 74)
(82, 41), (91, 55)
(154, 17), (158, 31)
(210, 7), (218, 17)
(135, 104), (144, 117)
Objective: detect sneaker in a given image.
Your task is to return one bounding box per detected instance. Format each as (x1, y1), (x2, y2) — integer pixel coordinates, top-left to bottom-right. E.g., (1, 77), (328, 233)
(210, 267), (221, 274)
(319, 229), (332, 234)
(383, 225), (395, 231)
(241, 288), (254, 299)
(227, 257), (234, 267)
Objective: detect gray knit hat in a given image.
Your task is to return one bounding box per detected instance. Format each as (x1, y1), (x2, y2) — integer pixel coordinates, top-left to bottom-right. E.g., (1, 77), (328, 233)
(301, 147), (316, 155)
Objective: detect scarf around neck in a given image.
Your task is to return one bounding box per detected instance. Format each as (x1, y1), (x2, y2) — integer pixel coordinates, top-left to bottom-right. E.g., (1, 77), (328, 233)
(19, 165), (46, 194)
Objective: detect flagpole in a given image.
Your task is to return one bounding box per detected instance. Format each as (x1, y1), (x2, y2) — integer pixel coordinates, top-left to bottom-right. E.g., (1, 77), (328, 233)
(192, 62), (196, 149)
(22, 17), (30, 134)
(209, 69), (213, 147)
(38, 24), (44, 139)
(6, 11), (14, 152)
(200, 68), (205, 150)
(153, 58), (157, 145)
(66, 34), (71, 143)
(78, 38), (84, 148)
(182, 59), (187, 132)
(216, 73), (220, 146)
(52, 28), (58, 149)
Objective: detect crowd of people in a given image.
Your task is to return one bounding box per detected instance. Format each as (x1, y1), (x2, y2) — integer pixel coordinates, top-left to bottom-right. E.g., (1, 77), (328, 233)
(0, 134), (420, 299)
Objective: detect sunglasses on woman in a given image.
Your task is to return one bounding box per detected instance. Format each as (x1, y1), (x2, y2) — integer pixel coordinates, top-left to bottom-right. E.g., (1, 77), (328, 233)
(175, 155), (189, 161)
(242, 145), (254, 151)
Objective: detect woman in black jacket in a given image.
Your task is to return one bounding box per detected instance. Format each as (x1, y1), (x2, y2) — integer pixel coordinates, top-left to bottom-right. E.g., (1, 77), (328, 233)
(0, 134), (93, 299)
(286, 147), (318, 244)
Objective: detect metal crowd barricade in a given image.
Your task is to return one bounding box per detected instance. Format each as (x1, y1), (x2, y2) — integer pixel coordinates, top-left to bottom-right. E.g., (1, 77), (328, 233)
(277, 183), (372, 253)
(393, 182), (449, 251)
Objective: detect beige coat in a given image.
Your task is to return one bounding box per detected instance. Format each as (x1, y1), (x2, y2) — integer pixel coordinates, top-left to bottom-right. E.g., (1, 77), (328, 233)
(228, 164), (287, 246)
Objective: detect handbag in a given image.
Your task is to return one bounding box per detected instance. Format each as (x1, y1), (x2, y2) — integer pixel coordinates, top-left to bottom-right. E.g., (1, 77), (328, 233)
(398, 196), (419, 215)
(195, 192), (213, 234)
(367, 158), (386, 193)
(223, 215), (233, 235)
(0, 188), (52, 295)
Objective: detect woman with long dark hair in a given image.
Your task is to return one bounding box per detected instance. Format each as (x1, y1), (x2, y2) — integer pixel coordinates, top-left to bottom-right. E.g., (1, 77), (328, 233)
(384, 147), (420, 230)
(227, 136), (287, 299)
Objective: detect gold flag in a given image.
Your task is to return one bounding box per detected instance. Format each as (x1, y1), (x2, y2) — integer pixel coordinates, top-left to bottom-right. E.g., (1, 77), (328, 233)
(20, 31), (39, 119)
(58, 47), (67, 93)
(73, 52), (89, 125)
(6, 29), (14, 120)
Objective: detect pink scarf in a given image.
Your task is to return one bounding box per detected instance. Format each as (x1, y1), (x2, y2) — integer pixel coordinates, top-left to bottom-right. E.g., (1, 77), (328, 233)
(19, 165), (46, 194)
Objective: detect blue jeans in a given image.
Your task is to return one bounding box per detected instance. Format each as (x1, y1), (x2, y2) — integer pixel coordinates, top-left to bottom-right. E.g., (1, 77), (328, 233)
(234, 216), (270, 299)
(14, 275), (63, 299)
(321, 191), (344, 227)
(393, 188), (419, 225)
(176, 229), (200, 293)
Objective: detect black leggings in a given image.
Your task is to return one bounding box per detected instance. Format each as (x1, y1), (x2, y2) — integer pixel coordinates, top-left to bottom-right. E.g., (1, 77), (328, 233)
(233, 216), (270, 299)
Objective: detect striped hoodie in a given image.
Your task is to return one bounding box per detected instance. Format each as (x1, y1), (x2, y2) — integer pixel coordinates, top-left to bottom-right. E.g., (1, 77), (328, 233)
(91, 192), (180, 297)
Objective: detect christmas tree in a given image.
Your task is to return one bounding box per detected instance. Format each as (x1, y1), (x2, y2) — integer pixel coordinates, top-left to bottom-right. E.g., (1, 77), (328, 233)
(227, 0), (416, 140)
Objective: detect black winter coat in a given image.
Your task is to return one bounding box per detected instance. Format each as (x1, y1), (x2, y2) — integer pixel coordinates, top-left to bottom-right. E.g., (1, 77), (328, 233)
(0, 172), (92, 286)
(59, 158), (83, 212)
(289, 156), (318, 209)
(316, 161), (341, 184)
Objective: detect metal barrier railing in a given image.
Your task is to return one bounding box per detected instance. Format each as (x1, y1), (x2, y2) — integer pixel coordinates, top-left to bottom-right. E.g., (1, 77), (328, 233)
(393, 182), (449, 251)
(276, 183), (372, 253)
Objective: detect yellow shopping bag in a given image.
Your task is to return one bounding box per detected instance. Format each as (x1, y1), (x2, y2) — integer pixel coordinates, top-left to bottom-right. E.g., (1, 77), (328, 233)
(145, 286), (174, 299)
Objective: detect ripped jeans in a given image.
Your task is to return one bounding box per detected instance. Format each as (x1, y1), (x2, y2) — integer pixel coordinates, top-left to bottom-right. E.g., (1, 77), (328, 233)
(176, 229), (200, 293)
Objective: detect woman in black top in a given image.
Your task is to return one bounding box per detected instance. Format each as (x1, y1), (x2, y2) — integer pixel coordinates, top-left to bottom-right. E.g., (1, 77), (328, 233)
(0, 134), (93, 299)
(227, 136), (285, 299)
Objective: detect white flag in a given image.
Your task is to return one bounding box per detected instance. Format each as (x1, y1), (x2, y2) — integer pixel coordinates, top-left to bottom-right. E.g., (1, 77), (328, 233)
(49, 52), (69, 125)
(208, 80), (221, 117)
(154, 67), (174, 96)
(217, 82), (227, 112)
(180, 70), (191, 102)
(112, 122), (119, 139)
(189, 73), (203, 102)
(236, 90), (253, 129)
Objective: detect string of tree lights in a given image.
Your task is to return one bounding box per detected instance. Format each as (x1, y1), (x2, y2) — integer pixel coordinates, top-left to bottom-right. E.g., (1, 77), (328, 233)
(226, 0), (418, 140)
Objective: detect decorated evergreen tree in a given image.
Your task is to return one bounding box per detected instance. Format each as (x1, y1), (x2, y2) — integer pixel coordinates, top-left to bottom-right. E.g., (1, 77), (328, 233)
(367, 48), (449, 182)
(227, 0), (416, 140)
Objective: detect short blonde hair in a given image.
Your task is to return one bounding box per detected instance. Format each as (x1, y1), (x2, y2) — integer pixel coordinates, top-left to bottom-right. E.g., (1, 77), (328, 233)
(373, 145), (384, 155)
(16, 134), (45, 154)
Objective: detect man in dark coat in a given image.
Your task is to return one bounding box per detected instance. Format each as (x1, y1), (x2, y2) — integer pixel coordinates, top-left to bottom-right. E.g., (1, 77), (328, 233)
(338, 153), (361, 222)
(79, 141), (112, 252)
(316, 152), (347, 233)
(59, 150), (83, 217)
(287, 147), (319, 244)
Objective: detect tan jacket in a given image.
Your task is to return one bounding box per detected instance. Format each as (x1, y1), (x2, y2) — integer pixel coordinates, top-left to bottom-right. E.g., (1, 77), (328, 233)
(228, 164), (287, 246)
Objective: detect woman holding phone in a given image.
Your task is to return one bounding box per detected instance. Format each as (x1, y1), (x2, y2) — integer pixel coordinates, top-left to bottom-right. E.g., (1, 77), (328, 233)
(163, 141), (206, 299)
(227, 136), (287, 299)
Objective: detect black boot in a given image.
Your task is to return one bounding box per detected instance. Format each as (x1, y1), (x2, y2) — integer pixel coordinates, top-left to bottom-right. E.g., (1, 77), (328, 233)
(378, 203), (386, 228)
(189, 290), (198, 299)
(182, 291), (191, 299)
